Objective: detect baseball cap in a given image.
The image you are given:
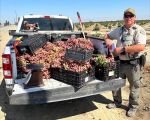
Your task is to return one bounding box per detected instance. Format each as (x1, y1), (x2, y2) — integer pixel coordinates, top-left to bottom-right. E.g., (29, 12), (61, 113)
(124, 8), (136, 16)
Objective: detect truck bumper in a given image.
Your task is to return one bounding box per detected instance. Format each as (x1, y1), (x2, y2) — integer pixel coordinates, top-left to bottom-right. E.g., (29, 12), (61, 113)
(9, 78), (125, 105)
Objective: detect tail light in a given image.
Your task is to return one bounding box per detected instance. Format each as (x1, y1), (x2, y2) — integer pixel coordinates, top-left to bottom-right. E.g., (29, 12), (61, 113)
(2, 54), (12, 79)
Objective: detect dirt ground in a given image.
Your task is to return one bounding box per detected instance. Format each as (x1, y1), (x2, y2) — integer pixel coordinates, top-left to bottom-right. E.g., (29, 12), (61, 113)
(0, 25), (150, 120)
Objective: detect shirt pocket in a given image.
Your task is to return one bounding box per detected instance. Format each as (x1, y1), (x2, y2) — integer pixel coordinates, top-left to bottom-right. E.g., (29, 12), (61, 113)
(122, 34), (134, 46)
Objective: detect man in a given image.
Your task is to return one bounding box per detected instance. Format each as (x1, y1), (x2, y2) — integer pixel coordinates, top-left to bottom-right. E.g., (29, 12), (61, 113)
(105, 8), (146, 117)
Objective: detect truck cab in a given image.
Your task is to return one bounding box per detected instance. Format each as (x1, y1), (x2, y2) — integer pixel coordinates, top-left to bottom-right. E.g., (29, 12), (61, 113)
(17, 15), (73, 32)
(2, 15), (126, 105)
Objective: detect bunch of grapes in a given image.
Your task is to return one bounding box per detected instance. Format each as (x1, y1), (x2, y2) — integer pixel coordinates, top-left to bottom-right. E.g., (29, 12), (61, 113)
(17, 38), (94, 79)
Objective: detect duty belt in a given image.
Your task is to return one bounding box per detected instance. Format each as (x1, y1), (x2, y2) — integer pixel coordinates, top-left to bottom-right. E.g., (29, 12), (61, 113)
(120, 59), (140, 65)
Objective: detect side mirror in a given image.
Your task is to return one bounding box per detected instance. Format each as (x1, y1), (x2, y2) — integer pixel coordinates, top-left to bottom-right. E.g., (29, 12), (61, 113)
(9, 30), (16, 36)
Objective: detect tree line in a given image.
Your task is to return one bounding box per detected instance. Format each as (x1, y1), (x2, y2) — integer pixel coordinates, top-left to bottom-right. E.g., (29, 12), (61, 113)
(0, 20), (11, 26)
(75, 20), (150, 31)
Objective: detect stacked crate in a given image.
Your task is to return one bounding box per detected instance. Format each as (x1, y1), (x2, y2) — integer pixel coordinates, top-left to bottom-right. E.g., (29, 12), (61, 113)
(95, 60), (120, 81)
(51, 46), (94, 89)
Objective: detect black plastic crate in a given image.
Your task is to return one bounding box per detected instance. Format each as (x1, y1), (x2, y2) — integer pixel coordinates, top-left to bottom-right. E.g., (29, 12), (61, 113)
(17, 34), (48, 54)
(95, 61), (120, 81)
(65, 47), (93, 62)
(50, 67), (94, 88)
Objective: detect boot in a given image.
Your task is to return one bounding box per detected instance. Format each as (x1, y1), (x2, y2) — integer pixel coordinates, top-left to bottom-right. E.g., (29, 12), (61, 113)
(126, 107), (138, 117)
(106, 102), (121, 109)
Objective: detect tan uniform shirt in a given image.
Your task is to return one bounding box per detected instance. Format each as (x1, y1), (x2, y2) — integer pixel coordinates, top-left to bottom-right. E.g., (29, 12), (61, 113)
(108, 24), (146, 60)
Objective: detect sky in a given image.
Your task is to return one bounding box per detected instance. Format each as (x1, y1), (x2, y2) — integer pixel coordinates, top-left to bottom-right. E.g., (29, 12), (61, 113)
(0, 0), (150, 23)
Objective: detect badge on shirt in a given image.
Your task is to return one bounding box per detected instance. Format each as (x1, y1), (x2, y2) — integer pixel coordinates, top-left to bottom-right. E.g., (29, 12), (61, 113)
(140, 29), (146, 35)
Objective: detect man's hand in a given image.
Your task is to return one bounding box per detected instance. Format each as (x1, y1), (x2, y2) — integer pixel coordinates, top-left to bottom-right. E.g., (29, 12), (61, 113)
(105, 39), (113, 48)
(113, 47), (122, 55)
(104, 34), (113, 48)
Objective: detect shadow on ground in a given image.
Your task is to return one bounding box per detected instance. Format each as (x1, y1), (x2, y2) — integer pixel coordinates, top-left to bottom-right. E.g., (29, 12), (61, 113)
(0, 79), (126, 120)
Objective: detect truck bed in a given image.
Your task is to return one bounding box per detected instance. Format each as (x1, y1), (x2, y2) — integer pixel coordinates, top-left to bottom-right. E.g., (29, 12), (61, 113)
(9, 78), (126, 105)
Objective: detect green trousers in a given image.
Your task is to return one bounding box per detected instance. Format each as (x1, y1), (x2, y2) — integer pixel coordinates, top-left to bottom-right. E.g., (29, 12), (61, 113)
(112, 62), (142, 109)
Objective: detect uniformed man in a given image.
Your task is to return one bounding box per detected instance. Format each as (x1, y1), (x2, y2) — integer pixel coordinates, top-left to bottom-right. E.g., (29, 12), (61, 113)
(105, 8), (146, 117)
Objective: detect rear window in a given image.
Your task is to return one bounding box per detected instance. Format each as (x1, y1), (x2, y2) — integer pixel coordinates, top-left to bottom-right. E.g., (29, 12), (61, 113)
(21, 17), (73, 31)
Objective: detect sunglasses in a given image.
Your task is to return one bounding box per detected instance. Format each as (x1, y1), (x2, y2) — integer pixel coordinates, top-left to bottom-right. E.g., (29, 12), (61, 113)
(124, 14), (134, 18)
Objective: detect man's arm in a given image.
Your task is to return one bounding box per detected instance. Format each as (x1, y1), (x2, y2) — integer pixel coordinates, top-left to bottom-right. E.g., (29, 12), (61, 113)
(113, 44), (145, 55)
(125, 44), (145, 53)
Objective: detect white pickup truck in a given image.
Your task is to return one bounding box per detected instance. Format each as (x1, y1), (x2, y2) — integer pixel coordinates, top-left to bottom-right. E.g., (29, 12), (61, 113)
(2, 14), (125, 105)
